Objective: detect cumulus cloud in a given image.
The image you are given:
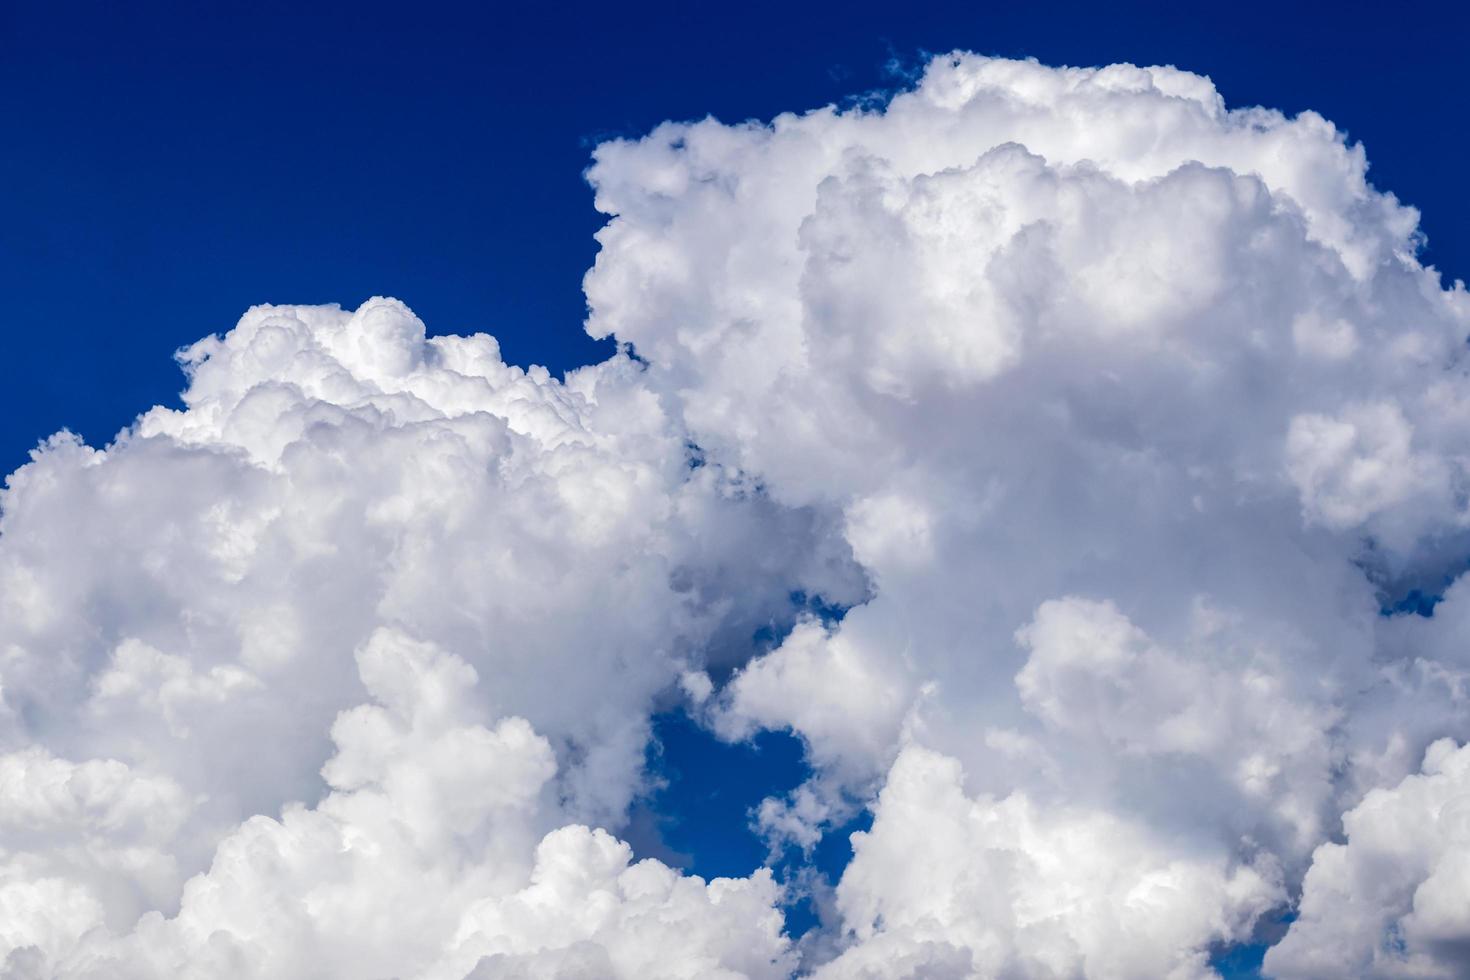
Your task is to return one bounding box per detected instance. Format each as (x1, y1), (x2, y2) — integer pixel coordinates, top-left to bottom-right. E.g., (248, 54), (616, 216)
(0, 296), (858, 977)
(1264, 738), (1470, 979)
(35, 630), (793, 979)
(815, 745), (1283, 980)
(4, 50), (1470, 978)
(586, 51), (1470, 975)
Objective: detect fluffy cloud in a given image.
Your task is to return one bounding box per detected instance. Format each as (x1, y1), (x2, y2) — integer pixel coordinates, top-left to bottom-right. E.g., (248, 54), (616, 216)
(1264, 739), (1470, 979)
(34, 631), (793, 979)
(816, 745), (1282, 980)
(0, 297), (857, 976)
(587, 52), (1470, 974)
(5, 50), (1470, 978)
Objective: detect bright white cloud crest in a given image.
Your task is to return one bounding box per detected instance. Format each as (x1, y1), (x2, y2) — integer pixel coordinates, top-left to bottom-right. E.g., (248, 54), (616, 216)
(2, 53), (1469, 978)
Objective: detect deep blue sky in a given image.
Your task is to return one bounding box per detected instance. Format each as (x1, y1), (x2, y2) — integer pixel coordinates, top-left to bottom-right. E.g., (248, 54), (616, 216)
(3, 0), (1469, 474)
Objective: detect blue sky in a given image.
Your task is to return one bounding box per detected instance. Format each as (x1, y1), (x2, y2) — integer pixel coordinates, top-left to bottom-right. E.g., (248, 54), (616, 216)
(4, 0), (1468, 473)
(6, 4), (1470, 975)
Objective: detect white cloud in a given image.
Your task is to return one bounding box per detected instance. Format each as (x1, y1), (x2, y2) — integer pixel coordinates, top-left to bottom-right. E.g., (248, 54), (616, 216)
(446, 827), (794, 980)
(5, 50), (1470, 977)
(1264, 739), (1470, 979)
(815, 745), (1282, 980)
(40, 631), (793, 979)
(0, 296), (859, 976)
(586, 51), (1470, 974)
(1014, 597), (1338, 849)
(1286, 402), (1455, 536)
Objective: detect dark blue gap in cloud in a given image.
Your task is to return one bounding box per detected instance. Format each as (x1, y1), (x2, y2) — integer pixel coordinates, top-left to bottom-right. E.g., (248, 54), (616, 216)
(1359, 546), (1470, 618)
(627, 710), (871, 940)
(631, 711), (808, 879)
(627, 590), (864, 938)
(1209, 909), (1297, 980)
(1211, 942), (1268, 979)
(1385, 588), (1443, 618)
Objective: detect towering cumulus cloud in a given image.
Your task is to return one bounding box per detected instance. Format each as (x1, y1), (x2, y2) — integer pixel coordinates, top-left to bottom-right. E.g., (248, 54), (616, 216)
(2, 53), (1468, 978)
(0, 301), (858, 978)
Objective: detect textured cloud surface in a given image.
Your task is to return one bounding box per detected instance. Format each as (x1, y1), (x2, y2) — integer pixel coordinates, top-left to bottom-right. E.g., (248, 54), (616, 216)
(4, 53), (1470, 978)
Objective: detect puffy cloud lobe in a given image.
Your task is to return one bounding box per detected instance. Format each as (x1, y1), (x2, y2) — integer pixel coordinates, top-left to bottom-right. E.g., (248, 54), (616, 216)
(1014, 598), (1338, 850)
(815, 745), (1282, 980)
(1286, 402), (1460, 537)
(62, 631), (557, 979)
(1264, 739), (1470, 979)
(716, 616), (911, 783)
(37, 631), (792, 979)
(0, 747), (191, 951)
(448, 828), (793, 980)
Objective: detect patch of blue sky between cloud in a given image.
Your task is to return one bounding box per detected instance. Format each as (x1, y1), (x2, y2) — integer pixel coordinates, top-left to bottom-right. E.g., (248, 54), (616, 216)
(1209, 910), (1298, 980)
(629, 590), (866, 943)
(630, 713), (872, 941)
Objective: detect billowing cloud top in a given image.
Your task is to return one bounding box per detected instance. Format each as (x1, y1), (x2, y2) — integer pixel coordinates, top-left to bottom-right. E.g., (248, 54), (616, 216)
(3, 53), (1469, 979)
